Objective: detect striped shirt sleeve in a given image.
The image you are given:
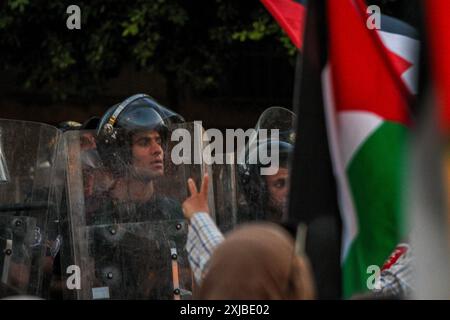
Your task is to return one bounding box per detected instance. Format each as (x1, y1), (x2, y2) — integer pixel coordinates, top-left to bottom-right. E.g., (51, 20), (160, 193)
(185, 212), (224, 285)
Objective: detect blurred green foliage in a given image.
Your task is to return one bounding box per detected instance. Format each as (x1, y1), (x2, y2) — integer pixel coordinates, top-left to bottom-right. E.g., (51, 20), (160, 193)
(0, 0), (295, 101)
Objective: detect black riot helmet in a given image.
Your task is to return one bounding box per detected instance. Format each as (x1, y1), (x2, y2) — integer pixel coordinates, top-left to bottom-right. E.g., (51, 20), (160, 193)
(96, 94), (184, 176)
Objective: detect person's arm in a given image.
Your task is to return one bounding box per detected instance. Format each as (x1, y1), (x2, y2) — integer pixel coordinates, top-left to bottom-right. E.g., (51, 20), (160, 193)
(182, 174), (224, 284)
(186, 212), (224, 284)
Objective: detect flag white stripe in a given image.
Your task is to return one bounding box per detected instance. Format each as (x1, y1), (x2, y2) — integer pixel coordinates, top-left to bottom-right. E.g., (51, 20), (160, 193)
(339, 112), (383, 167)
(378, 30), (420, 94)
(322, 64), (359, 261)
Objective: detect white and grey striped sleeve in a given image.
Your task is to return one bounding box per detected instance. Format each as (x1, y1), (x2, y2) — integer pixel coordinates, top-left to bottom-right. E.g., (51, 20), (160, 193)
(185, 212), (224, 285)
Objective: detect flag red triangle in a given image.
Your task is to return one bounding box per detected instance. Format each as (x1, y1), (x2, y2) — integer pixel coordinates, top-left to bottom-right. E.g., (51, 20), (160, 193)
(327, 0), (412, 125)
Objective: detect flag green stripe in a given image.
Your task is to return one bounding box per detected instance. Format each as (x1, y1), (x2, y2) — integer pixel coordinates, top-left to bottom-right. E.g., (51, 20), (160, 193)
(342, 121), (408, 298)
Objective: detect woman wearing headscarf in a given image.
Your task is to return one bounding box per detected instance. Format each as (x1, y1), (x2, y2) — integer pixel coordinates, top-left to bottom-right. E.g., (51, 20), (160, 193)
(195, 222), (315, 300)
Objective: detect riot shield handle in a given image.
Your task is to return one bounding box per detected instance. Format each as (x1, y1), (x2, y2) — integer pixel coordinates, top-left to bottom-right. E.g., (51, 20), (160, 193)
(1, 239), (12, 284)
(170, 247), (180, 300)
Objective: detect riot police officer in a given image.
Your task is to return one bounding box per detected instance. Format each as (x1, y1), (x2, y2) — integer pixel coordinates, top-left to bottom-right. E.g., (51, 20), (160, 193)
(92, 94), (185, 224)
(237, 106), (296, 224)
(238, 139), (294, 223)
(61, 94), (192, 300)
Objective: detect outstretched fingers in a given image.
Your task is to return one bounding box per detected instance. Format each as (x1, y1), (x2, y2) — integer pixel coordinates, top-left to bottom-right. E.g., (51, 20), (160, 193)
(187, 178), (198, 196)
(200, 174), (209, 196)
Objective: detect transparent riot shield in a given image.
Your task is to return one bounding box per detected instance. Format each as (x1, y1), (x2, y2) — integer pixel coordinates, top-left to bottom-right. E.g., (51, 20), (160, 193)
(0, 216), (35, 296)
(212, 107), (296, 232)
(0, 119), (62, 298)
(60, 123), (205, 299)
(253, 106), (296, 144)
(210, 157), (239, 233)
(210, 156), (267, 233)
(78, 221), (191, 300)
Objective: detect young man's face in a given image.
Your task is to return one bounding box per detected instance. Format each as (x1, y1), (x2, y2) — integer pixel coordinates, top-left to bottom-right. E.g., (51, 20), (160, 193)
(131, 130), (164, 180)
(265, 167), (289, 215)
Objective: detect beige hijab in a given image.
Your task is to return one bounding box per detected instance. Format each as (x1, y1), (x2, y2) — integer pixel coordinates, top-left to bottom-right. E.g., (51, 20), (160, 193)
(197, 222), (316, 300)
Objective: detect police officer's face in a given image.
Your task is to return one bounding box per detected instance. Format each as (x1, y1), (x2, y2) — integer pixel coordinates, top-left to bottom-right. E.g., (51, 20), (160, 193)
(265, 167), (289, 213)
(131, 130), (164, 179)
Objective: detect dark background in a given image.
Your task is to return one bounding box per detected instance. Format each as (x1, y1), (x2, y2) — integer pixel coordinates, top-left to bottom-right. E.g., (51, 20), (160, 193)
(0, 0), (296, 130)
(0, 0), (419, 130)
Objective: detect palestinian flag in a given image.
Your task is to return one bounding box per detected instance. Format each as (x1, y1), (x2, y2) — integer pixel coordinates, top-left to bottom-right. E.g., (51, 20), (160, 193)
(260, 0), (307, 50)
(323, 0), (419, 297)
(288, 0), (419, 299)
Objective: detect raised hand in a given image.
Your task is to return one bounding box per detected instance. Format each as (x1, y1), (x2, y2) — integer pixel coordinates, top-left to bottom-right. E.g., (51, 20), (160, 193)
(182, 173), (209, 220)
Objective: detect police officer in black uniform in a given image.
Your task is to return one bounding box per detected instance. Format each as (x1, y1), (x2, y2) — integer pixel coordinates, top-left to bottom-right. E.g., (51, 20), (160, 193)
(84, 94), (189, 299)
(93, 94), (184, 224)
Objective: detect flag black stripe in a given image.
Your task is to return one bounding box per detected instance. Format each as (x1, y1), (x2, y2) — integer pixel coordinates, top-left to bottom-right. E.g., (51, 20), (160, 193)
(381, 14), (419, 39)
